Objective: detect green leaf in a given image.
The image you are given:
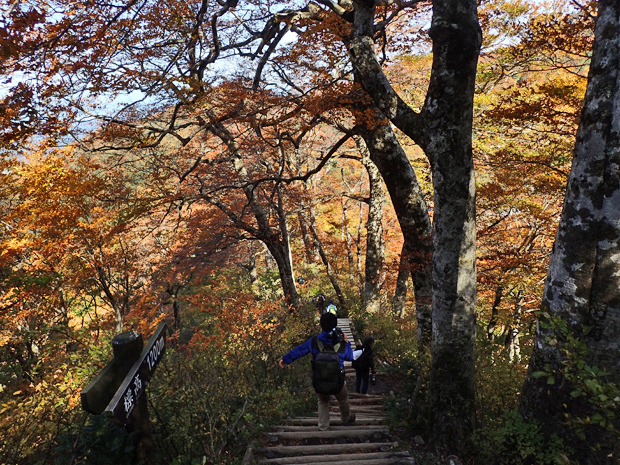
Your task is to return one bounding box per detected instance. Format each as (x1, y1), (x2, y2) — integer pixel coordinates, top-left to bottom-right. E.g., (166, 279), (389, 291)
(531, 371), (547, 379)
(547, 375), (555, 385)
(585, 379), (601, 392)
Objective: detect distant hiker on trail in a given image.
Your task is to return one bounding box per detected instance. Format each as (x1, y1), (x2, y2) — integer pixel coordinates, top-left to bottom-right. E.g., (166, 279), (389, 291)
(279, 312), (356, 431)
(325, 300), (337, 316)
(352, 336), (376, 395)
(314, 293), (326, 314)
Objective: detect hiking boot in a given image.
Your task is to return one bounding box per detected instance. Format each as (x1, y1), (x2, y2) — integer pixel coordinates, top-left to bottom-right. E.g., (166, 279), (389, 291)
(343, 413), (356, 425)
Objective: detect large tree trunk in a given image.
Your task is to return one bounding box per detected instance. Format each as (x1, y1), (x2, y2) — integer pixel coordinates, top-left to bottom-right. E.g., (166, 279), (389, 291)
(424, 0), (480, 449)
(356, 136), (386, 313)
(520, 2), (620, 461)
(349, 0), (481, 452)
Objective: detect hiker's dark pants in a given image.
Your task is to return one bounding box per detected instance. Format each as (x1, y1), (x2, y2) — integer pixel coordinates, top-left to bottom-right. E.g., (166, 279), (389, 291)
(317, 384), (351, 430)
(355, 370), (369, 394)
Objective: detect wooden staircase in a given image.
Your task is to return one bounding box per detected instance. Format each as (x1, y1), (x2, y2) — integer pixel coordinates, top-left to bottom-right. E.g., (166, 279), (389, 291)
(243, 319), (415, 465)
(336, 318), (358, 348)
(248, 393), (414, 465)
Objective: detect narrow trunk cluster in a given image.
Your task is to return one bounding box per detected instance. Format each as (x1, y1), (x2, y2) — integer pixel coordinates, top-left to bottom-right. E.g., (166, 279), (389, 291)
(358, 121), (433, 345)
(357, 136), (386, 313)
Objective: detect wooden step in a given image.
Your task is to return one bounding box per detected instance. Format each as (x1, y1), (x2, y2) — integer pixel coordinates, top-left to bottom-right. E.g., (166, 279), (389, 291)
(284, 416), (386, 426)
(328, 407), (385, 415)
(274, 424), (388, 432)
(349, 393), (385, 399)
(292, 412), (385, 419)
(345, 398), (384, 403)
(329, 397), (384, 408)
(254, 441), (400, 458)
(266, 426), (390, 441)
(257, 451), (415, 464)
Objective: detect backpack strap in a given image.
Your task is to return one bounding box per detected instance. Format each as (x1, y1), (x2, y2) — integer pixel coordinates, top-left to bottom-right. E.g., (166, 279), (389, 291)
(312, 336), (343, 353)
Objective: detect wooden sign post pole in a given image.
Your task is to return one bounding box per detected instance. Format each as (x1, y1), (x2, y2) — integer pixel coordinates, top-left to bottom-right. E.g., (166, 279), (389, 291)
(81, 323), (168, 465)
(111, 331), (154, 465)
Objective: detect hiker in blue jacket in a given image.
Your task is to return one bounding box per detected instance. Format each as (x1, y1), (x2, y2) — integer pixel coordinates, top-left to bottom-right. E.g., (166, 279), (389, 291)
(279, 312), (356, 430)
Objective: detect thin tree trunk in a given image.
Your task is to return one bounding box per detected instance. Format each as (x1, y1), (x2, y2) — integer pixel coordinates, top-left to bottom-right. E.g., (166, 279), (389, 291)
(341, 197), (358, 291)
(208, 120), (300, 309)
(247, 240), (260, 297)
(264, 238), (299, 309)
(506, 290), (522, 364)
(164, 283), (182, 331)
(355, 202), (364, 292)
(291, 143), (320, 265)
(263, 244), (276, 271)
(340, 168), (366, 296)
(308, 222), (347, 311)
(392, 242), (409, 318)
(276, 186), (298, 304)
(298, 212), (318, 264)
(95, 262), (124, 333)
(486, 284), (504, 341)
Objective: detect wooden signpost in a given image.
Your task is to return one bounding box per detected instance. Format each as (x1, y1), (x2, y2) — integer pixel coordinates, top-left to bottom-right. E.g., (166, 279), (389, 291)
(81, 322), (169, 464)
(103, 322), (167, 424)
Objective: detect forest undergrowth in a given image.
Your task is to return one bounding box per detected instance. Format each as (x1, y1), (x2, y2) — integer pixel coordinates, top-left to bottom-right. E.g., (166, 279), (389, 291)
(349, 306), (594, 465)
(2, 271), (617, 465)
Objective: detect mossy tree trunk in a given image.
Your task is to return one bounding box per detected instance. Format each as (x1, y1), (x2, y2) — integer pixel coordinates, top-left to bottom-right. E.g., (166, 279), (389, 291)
(521, 2), (620, 461)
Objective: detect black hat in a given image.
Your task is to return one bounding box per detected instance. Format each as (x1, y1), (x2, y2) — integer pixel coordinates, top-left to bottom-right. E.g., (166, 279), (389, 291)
(320, 312), (338, 332)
